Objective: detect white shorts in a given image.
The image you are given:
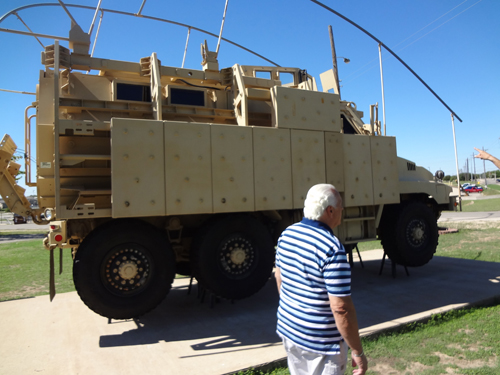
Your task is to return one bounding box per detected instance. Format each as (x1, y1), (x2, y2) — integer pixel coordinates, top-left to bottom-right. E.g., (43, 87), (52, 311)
(282, 337), (348, 375)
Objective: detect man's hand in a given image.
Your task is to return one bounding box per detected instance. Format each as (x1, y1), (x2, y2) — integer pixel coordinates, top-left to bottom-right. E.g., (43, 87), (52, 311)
(351, 353), (368, 375)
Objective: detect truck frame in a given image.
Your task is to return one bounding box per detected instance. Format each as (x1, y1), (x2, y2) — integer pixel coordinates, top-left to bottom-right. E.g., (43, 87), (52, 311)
(0, 20), (455, 319)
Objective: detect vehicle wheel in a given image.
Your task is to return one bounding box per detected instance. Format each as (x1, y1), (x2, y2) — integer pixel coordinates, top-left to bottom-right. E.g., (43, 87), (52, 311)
(73, 219), (175, 319)
(380, 202), (438, 267)
(191, 215), (275, 300)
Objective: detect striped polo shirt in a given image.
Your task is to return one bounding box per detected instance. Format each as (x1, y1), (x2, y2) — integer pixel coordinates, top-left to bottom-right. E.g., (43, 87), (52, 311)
(275, 217), (351, 355)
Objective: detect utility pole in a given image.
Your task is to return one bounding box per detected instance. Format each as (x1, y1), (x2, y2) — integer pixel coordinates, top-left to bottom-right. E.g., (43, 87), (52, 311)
(483, 147), (487, 187)
(472, 153), (477, 183)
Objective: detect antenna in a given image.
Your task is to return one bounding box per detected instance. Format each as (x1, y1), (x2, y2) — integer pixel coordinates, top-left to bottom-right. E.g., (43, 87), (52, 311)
(215, 0), (229, 56)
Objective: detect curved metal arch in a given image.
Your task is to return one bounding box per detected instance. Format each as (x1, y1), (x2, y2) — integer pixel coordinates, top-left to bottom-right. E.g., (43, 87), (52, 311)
(310, 0), (462, 122)
(0, 2), (280, 67)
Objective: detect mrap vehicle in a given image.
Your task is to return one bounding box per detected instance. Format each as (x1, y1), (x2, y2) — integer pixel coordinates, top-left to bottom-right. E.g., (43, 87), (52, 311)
(0, 19), (455, 319)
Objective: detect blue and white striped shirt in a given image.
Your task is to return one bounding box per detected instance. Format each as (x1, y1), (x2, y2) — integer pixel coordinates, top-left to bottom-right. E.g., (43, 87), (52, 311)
(276, 217), (351, 354)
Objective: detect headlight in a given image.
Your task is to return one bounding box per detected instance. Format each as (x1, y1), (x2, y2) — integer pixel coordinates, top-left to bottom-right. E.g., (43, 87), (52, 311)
(44, 208), (54, 221)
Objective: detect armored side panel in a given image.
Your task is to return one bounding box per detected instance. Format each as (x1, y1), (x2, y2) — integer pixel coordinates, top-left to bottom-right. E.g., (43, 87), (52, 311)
(343, 134), (374, 208)
(271, 86), (341, 132)
(325, 132), (345, 192)
(370, 136), (399, 205)
(164, 122), (212, 215)
(290, 129), (326, 208)
(253, 127), (293, 211)
(37, 73), (57, 209)
(211, 124), (254, 213)
(111, 118), (165, 218)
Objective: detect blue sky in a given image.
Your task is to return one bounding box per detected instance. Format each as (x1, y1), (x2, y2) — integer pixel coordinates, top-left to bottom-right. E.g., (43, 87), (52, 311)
(1, 0), (499, 195)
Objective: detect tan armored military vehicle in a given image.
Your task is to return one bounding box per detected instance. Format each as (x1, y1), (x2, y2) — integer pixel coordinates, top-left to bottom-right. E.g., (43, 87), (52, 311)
(0, 22), (455, 319)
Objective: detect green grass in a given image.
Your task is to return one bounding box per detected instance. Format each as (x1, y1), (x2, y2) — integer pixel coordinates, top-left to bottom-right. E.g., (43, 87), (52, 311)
(435, 221), (500, 262)
(0, 239), (75, 301)
(483, 184), (500, 196)
(346, 304), (500, 374)
(0, 230), (47, 236)
(461, 197), (500, 212)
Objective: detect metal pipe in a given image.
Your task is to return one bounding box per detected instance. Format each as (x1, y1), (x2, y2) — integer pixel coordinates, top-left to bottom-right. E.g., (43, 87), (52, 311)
(378, 44), (387, 136)
(328, 25), (341, 98)
(136, 0), (147, 16)
(215, 0), (229, 56)
(0, 3), (280, 67)
(0, 27), (70, 41)
(90, 10), (103, 57)
(310, 0), (462, 122)
(53, 41), (61, 216)
(182, 27), (191, 68)
(88, 0), (103, 35)
(24, 106), (37, 187)
(57, 0), (78, 25)
(451, 113), (462, 211)
(14, 12), (44, 47)
(0, 88), (36, 95)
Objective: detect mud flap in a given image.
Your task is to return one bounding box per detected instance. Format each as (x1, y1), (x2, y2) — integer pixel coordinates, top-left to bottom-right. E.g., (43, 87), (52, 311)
(50, 249), (55, 301)
(49, 248), (64, 301)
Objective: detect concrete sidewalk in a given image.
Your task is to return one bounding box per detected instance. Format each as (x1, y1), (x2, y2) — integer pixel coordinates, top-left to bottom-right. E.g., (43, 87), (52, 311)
(1, 250), (499, 375)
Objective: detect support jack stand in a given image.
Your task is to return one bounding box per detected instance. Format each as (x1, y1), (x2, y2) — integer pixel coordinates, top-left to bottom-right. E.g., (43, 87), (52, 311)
(347, 244), (364, 268)
(379, 252), (409, 278)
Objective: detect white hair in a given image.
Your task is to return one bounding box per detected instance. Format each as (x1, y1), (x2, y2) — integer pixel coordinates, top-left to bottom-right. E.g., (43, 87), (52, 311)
(303, 184), (339, 220)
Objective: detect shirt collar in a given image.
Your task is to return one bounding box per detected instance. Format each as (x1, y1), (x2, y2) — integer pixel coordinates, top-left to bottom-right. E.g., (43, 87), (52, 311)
(301, 217), (334, 235)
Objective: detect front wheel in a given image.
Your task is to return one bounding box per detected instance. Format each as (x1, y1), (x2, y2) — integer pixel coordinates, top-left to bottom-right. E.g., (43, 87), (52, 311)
(380, 202), (438, 267)
(73, 219), (175, 319)
(191, 215), (275, 300)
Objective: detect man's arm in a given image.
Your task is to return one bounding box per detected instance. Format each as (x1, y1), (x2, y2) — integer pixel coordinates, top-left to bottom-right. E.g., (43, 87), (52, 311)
(474, 148), (500, 169)
(330, 295), (368, 374)
(275, 267), (282, 294)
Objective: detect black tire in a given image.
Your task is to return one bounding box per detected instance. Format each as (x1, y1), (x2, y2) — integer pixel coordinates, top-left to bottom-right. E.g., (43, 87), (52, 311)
(73, 219), (175, 319)
(191, 215), (275, 300)
(380, 202), (438, 267)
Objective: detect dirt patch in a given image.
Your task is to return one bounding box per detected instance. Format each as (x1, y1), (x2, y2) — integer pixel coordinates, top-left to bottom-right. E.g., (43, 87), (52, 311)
(369, 361), (433, 374)
(0, 284), (48, 301)
(433, 351), (497, 369)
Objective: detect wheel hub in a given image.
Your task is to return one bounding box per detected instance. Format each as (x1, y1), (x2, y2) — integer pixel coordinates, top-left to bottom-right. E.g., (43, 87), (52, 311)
(230, 248), (247, 265)
(407, 219), (426, 247)
(412, 226), (424, 241)
(219, 236), (255, 277)
(104, 248), (150, 294)
(119, 261), (138, 279)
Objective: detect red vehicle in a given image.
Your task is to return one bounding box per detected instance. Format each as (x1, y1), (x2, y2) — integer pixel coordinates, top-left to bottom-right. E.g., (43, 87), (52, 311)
(463, 185), (483, 193)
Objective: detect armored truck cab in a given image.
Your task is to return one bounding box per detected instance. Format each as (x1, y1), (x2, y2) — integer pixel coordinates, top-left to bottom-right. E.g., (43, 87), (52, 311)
(0, 32), (455, 319)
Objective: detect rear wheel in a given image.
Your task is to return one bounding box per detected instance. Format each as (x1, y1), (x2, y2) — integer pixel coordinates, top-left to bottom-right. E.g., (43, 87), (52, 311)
(380, 202), (438, 267)
(191, 215), (275, 300)
(73, 219), (175, 319)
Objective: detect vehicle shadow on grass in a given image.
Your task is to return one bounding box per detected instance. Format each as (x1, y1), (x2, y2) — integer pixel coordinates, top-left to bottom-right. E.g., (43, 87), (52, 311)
(98, 256), (500, 353)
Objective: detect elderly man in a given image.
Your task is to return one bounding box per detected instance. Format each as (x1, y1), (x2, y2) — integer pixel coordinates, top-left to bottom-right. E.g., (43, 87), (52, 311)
(275, 184), (367, 375)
